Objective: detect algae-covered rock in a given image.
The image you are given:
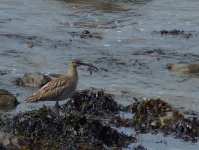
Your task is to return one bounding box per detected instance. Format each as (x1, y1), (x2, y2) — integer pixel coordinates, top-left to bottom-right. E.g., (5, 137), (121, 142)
(15, 72), (52, 88)
(167, 63), (199, 73)
(153, 29), (194, 39)
(112, 98), (199, 142)
(0, 89), (18, 108)
(0, 89), (134, 149)
(64, 88), (121, 115)
(0, 107), (133, 149)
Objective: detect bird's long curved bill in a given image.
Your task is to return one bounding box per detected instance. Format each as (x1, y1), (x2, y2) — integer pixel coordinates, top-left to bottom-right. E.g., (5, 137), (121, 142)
(78, 62), (99, 71)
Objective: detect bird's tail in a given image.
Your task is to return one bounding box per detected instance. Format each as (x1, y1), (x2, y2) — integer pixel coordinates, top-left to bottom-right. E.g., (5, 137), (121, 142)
(23, 95), (39, 104)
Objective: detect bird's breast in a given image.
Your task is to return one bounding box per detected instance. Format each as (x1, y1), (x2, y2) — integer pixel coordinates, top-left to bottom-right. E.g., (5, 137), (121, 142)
(59, 76), (78, 100)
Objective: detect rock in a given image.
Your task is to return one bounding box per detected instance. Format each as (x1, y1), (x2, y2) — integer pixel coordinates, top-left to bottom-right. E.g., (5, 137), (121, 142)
(167, 63), (199, 73)
(0, 132), (29, 149)
(0, 107), (133, 149)
(27, 41), (34, 48)
(153, 29), (194, 39)
(69, 30), (102, 40)
(0, 71), (7, 76)
(0, 89), (18, 108)
(80, 30), (93, 38)
(0, 89), (134, 149)
(65, 88), (121, 114)
(15, 72), (52, 88)
(112, 98), (199, 142)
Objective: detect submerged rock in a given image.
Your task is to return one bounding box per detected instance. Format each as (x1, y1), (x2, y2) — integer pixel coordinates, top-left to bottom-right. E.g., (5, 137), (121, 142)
(0, 89), (18, 108)
(15, 72), (52, 88)
(153, 29), (194, 39)
(132, 48), (166, 56)
(0, 70), (7, 76)
(80, 30), (93, 38)
(69, 30), (102, 40)
(167, 63), (199, 73)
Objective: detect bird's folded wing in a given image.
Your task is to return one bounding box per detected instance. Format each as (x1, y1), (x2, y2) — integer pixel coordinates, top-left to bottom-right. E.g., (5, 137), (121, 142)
(25, 77), (71, 103)
(39, 76), (68, 91)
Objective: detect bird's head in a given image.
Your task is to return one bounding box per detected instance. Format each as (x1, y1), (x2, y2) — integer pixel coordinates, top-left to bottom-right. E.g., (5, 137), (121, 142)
(69, 59), (90, 68)
(68, 59), (98, 75)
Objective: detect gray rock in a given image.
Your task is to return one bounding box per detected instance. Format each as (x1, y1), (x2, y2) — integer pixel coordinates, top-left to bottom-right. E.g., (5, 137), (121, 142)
(0, 89), (18, 108)
(16, 72), (52, 88)
(167, 63), (199, 73)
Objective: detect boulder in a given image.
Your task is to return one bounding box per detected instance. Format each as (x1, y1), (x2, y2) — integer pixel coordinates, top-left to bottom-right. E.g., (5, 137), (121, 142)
(0, 132), (29, 149)
(0, 89), (18, 108)
(167, 63), (199, 73)
(16, 72), (52, 88)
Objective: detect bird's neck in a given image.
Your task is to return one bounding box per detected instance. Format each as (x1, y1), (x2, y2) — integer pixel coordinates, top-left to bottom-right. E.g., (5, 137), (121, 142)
(67, 66), (78, 77)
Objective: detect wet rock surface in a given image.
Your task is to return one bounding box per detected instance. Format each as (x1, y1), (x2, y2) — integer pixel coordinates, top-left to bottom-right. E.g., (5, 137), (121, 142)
(15, 73), (52, 88)
(0, 89), (18, 108)
(111, 98), (199, 142)
(0, 89), (134, 149)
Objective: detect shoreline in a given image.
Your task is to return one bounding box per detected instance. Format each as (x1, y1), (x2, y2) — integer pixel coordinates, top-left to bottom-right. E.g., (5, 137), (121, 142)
(0, 89), (198, 149)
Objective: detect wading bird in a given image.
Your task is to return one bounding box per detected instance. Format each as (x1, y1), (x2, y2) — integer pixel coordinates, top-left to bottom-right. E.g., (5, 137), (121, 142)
(25, 59), (97, 112)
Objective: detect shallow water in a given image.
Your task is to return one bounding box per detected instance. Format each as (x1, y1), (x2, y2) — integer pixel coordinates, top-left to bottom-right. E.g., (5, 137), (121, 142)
(116, 128), (199, 150)
(0, 0), (199, 149)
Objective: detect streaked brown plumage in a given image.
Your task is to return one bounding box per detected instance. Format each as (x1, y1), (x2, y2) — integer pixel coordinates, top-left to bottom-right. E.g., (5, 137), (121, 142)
(25, 59), (90, 104)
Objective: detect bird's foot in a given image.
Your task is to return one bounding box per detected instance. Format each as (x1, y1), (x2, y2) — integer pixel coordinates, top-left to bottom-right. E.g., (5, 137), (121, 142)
(54, 101), (61, 120)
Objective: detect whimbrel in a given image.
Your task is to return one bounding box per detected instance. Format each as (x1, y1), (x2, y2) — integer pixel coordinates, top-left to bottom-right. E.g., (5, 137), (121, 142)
(25, 59), (95, 108)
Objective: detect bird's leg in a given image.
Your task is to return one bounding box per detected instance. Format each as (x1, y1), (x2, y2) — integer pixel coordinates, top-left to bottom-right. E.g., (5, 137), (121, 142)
(55, 100), (60, 120)
(55, 100), (59, 108)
